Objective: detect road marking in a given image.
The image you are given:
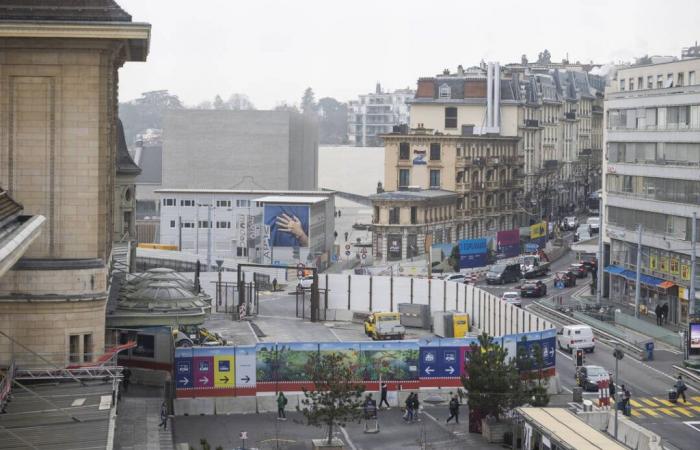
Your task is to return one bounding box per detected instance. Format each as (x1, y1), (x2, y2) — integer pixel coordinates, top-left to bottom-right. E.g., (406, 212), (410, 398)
(246, 321), (260, 343)
(557, 350), (573, 361)
(630, 409), (641, 417)
(328, 326), (343, 342)
(683, 421), (700, 432)
(693, 396), (700, 403)
(338, 426), (357, 450)
(638, 408), (659, 417)
(673, 407), (695, 417)
(658, 407), (679, 417)
(653, 397), (674, 407)
(691, 406), (700, 414)
(561, 385), (573, 393)
(630, 399), (643, 408)
(640, 398), (659, 407)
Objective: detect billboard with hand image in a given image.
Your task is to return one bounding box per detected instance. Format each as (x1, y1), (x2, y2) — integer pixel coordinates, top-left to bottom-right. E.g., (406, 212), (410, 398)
(264, 204), (310, 248)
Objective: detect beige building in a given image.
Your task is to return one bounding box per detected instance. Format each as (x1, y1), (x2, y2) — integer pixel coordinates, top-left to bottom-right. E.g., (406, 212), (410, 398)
(370, 189), (459, 261)
(0, 1), (150, 365)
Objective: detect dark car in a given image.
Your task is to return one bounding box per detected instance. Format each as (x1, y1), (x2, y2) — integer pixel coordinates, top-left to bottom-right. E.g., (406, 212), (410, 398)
(520, 280), (547, 298)
(554, 271), (576, 288)
(569, 263), (588, 278)
(576, 365), (610, 392)
(486, 263), (522, 284)
(581, 259), (597, 273)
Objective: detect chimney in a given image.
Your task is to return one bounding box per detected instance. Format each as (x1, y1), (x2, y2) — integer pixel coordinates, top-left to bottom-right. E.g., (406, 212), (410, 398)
(376, 82), (382, 94)
(486, 62), (494, 128)
(494, 62), (501, 131)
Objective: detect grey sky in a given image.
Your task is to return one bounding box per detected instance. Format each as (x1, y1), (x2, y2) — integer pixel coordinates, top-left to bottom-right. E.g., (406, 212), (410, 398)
(118, 0), (700, 108)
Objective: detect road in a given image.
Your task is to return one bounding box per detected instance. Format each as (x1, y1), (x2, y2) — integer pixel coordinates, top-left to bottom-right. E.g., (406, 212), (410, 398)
(475, 243), (700, 450)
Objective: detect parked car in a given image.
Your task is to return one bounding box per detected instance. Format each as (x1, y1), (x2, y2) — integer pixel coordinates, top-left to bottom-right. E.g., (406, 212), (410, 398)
(587, 216), (600, 234)
(501, 291), (522, 307)
(557, 324), (595, 353)
(563, 216), (578, 231)
(580, 258), (598, 273)
(486, 263), (522, 284)
(520, 280), (547, 298)
(297, 276), (314, 290)
(442, 273), (466, 283)
(554, 270), (577, 288)
(576, 365), (609, 391)
(569, 263), (588, 278)
(574, 224), (592, 242)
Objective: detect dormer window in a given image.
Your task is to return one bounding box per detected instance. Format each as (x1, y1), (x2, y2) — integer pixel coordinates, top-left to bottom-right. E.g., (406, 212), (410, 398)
(439, 83), (451, 99)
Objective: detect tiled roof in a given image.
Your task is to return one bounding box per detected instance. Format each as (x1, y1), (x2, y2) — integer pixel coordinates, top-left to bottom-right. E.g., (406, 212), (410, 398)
(0, 0), (132, 22)
(116, 119), (141, 176)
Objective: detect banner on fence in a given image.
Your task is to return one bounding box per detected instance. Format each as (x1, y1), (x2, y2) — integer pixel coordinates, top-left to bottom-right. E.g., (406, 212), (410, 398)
(458, 238), (488, 269)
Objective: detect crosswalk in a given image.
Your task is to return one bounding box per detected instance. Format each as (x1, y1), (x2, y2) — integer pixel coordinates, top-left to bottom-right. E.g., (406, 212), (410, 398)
(598, 395), (700, 418)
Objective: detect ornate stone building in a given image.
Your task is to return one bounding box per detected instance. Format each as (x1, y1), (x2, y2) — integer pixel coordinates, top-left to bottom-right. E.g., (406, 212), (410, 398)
(0, 0), (150, 365)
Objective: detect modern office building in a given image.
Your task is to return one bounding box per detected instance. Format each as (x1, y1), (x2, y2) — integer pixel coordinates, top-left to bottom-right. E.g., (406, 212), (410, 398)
(348, 83), (414, 147)
(136, 109), (319, 216)
(603, 54), (700, 325)
(0, 0), (149, 366)
(156, 189), (335, 269)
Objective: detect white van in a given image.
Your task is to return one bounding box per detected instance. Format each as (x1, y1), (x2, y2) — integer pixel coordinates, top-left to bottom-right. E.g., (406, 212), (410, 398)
(557, 324), (595, 353)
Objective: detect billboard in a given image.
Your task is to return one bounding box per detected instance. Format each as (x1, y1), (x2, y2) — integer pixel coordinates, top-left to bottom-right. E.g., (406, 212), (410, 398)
(264, 204), (310, 248)
(458, 238), (488, 269)
(690, 323), (700, 353)
(496, 229), (520, 258)
(529, 221), (547, 249)
(388, 234), (402, 261)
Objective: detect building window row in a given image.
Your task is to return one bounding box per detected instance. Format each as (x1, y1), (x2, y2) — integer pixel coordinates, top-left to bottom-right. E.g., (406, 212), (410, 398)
(607, 142), (700, 166)
(607, 206), (694, 240)
(619, 70), (696, 92)
(606, 174), (700, 205)
(608, 105), (696, 130)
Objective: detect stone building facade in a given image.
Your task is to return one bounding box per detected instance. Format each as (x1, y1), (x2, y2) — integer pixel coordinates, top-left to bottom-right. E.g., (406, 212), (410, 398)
(0, 1), (150, 365)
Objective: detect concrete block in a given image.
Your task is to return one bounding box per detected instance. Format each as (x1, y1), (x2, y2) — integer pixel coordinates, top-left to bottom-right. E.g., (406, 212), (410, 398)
(173, 398), (215, 416)
(575, 410), (608, 431)
(215, 396), (256, 415)
(257, 393), (279, 413)
(333, 309), (354, 322)
(547, 374), (562, 395)
(607, 411), (662, 450)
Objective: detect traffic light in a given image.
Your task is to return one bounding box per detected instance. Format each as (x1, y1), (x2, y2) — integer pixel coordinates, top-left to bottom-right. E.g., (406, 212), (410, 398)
(576, 349), (584, 367)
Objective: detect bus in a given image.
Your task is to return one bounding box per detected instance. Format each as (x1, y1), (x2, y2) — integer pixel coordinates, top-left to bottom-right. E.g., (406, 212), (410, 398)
(587, 190), (601, 214)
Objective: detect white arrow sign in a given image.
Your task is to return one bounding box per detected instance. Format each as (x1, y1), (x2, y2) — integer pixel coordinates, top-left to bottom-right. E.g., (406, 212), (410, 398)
(199, 376), (209, 384)
(178, 377), (189, 385)
(445, 366), (455, 375)
(424, 366), (435, 375)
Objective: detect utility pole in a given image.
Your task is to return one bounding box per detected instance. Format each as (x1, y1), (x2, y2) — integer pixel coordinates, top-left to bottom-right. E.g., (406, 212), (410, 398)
(207, 204), (213, 272)
(178, 215), (182, 251)
(634, 224), (643, 319)
(195, 204), (200, 256)
(690, 211), (697, 318)
(597, 199), (604, 304)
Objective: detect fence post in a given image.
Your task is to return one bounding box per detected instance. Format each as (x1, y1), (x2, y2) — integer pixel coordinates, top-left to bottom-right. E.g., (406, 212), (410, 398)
(455, 282), (459, 311)
(390, 275), (394, 312)
(443, 281), (447, 311)
(464, 285), (467, 313)
(324, 274), (329, 311)
(528, 312), (532, 332)
(347, 274), (351, 311)
(536, 316), (540, 331)
(428, 279), (432, 310)
(369, 276), (373, 312)
(410, 278), (414, 304)
(498, 301), (502, 337)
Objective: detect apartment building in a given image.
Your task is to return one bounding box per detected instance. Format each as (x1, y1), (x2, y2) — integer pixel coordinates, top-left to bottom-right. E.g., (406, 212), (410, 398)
(348, 83), (414, 146)
(404, 63), (605, 223)
(603, 55), (700, 325)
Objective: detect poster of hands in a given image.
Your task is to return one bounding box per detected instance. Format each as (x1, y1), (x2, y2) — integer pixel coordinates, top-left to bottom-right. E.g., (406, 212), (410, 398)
(264, 204), (310, 248)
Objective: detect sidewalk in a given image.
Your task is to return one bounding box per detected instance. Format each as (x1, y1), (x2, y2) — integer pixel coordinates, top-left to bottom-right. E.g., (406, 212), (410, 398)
(115, 385), (173, 450)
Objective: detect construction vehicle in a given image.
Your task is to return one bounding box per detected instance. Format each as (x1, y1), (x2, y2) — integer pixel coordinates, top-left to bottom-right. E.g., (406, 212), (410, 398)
(174, 325), (227, 347)
(364, 312), (406, 340)
(521, 252), (550, 279)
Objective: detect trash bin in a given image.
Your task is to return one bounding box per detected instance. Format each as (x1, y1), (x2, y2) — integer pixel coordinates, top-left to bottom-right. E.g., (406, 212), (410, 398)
(573, 387), (583, 403)
(644, 341), (654, 361)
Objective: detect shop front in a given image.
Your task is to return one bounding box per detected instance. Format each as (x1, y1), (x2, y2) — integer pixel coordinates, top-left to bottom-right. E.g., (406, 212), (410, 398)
(605, 265), (678, 323)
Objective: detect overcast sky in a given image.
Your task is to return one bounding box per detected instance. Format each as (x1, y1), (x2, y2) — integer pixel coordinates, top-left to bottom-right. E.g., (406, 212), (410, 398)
(118, 0), (700, 109)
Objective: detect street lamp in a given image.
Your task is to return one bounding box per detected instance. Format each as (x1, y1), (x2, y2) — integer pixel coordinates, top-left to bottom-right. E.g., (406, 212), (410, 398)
(613, 346), (624, 439)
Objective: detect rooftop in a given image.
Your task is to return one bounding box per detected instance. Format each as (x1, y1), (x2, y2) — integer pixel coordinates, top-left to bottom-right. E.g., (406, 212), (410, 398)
(370, 189), (459, 202)
(252, 195), (328, 204)
(155, 188), (334, 196)
(0, 0), (131, 22)
(0, 380), (116, 450)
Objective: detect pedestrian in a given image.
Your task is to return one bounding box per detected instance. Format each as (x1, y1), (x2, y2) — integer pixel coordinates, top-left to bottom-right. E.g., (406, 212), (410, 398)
(122, 367), (131, 394)
(272, 278), (278, 292)
(410, 393), (420, 422)
(608, 374), (616, 401)
(446, 395), (460, 424)
(655, 304), (662, 326)
(675, 375), (688, 403)
(662, 303), (669, 325)
(159, 401), (168, 430)
(277, 392), (287, 420)
(338, 210), (342, 217)
(379, 382), (390, 409)
(403, 393), (414, 422)
(620, 385), (631, 416)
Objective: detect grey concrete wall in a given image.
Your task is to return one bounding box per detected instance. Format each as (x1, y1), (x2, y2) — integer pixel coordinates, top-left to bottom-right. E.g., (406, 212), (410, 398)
(162, 110), (318, 191)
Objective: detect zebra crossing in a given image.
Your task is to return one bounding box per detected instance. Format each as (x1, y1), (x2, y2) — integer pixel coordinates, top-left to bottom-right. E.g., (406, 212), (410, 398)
(598, 395), (700, 419)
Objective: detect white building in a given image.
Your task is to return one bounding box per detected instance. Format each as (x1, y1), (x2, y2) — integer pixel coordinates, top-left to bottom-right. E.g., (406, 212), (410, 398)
(156, 189), (335, 269)
(348, 83), (414, 147)
(603, 54), (700, 325)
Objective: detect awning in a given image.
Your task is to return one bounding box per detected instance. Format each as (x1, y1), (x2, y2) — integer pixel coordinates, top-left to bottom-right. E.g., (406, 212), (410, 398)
(604, 265), (675, 289)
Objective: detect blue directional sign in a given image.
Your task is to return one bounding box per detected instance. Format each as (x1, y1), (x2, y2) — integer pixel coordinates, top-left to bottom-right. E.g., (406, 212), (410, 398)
(419, 348), (439, 377)
(440, 347), (459, 377)
(175, 358), (193, 388)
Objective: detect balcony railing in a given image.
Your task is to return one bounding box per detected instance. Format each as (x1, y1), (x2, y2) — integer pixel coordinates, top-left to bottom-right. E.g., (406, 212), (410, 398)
(543, 160), (559, 170)
(523, 119), (540, 128)
(564, 112), (577, 120)
(471, 182), (485, 191)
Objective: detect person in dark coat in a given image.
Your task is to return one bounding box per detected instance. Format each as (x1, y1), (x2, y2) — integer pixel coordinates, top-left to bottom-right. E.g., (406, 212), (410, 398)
(446, 395), (460, 423)
(662, 303), (669, 325)
(379, 382), (390, 409)
(675, 375), (688, 403)
(655, 304), (662, 326)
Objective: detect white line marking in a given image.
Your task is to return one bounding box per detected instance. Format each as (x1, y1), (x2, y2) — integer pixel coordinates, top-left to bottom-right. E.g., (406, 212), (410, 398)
(339, 425), (358, 450)
(328, 326), (343, 342)
(557, 350), (573, 361)
(561, 385), (573, 393)
(246, 321), (260, 343)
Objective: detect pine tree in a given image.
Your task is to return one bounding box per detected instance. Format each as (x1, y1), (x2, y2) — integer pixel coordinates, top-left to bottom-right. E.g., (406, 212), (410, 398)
(301, 87), (317, 115)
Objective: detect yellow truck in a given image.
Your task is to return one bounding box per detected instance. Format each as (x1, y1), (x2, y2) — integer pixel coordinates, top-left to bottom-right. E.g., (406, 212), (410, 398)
(364, 312), (406, 340)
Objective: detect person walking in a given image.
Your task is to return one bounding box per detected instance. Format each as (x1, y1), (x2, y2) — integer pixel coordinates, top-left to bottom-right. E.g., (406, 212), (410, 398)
(379, 382), (390, 410)
(403, 393), (414, 422)
(655, 304), (662, 326)
(662, 303), (669, 325)
(608, 373), (616, 401)
(675, 375), (688, 403)
(277, 392), (287, 420)
(410, 393), (420, 422)
(446, 395), (460, 424)
(159, 401), (168, 431)
(620, 385), (632, 416)
(122, 367), (131, 394)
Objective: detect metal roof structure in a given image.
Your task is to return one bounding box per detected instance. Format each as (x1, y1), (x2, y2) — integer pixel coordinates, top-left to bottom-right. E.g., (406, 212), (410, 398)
(0, 380), (117, 450)
(369, 189), (459, 202)
(252, 195), (328, 204)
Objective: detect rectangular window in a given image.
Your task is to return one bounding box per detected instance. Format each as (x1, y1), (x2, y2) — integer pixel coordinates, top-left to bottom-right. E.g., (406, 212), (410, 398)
(657, 74), (663, 88)
(69, 335), (80, 363)
(445, 107), (457, 129)
(430, 169), (441, 188)
(619, 79), (625, 91)
(162, 198), (176, 206)
(410, 206), (418, 225)
(629, 78), (634, 91)
(236, 247), (248, 257)
(637, 77), (643, 90)
(170, 220), (176, 228)
(677, 72), (684, 87)
(429, 143), (441, 160)
(389, 207), (400, 224)
(647, 76), (653, 89)
(216, 200), (231, 208)
(236, 199), (250, 208)
(690, 71), (696, 85)
(132, 334), (155, 358)
(183, 221), (195, 228)
(83, 334), (92, 362)
(198, 220), (209, 228)
(216, 221), (231, 229)
(180, 199), (194, 207)
(399, 142), (410, 160)
(399, 169), (410, 188)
